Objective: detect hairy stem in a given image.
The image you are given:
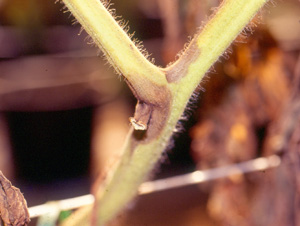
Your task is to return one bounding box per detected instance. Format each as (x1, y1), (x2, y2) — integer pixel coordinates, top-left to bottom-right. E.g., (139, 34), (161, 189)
(166, 0), (267, 124)
(60, 0), (268, 225)
(62, 0), (167, 104)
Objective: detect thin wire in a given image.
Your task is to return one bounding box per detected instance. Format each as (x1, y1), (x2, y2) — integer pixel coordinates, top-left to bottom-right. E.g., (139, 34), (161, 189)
(28, 155), (281, 218)
(138, 155), (281, 194)
(29, 194), (95, 218)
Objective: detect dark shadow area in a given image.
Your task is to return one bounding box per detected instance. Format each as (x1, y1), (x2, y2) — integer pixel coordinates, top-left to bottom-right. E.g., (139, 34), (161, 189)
(6, 108), (92, 183)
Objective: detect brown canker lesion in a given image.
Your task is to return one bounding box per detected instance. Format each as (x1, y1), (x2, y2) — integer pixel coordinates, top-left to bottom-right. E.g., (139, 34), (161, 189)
(129, 91), (172, 143)
(165, 39), (201, 83)
(127, 40), (200, 141)
(126, 76), (172, 143)
(129, 101), (152, 130)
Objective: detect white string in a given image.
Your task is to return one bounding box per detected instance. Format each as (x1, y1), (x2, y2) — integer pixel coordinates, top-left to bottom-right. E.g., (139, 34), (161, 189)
(138, 155), (281, 194)
(29, 194), (95, 218)
(28, 155), (281, 218)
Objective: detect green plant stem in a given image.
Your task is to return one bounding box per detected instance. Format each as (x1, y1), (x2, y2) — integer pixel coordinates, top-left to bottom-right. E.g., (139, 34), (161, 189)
(60, 0), (267, 225)
(168, 0), (267, 130)
(62, 0), (167, 103)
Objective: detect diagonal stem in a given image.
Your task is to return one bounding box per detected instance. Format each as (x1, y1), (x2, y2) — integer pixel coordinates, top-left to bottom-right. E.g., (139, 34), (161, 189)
(61, 0), (167, 98)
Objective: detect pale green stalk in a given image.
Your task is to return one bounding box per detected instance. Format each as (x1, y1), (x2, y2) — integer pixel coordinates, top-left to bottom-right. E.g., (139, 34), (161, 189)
(62, 0), (167, 103)
(60, 0), (267, 225)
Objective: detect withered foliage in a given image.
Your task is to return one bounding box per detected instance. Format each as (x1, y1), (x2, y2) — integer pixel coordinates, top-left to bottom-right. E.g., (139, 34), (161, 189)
(0, 171), (30, 226)
(190, 26), (300, 226)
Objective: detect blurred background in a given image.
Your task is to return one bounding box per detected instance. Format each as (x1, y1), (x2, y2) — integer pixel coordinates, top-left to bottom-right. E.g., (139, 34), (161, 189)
(0, 0), (300, 225)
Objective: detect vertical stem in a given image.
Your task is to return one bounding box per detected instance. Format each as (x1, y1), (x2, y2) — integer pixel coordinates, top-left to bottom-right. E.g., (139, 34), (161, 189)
(60, 0), (268, 225)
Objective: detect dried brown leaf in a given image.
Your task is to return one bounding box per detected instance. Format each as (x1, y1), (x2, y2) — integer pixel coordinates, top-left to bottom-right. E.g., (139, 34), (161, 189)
(0, 171), (30, 226)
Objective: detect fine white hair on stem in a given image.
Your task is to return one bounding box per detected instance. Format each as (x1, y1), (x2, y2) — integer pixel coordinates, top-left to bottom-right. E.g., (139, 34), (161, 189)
(99, 0), (154, 64)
